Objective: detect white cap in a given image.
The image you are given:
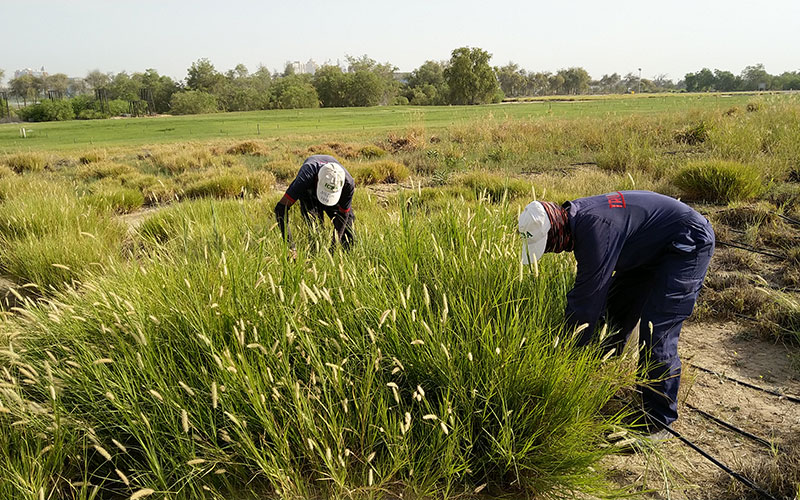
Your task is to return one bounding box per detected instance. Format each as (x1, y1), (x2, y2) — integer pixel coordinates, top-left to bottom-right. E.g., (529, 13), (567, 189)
(518, 201), (551, 264)
(316, 162), (346, 206)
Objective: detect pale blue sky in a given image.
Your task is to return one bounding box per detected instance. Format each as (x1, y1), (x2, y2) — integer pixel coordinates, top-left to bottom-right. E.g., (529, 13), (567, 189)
(2, 0), (798, 84)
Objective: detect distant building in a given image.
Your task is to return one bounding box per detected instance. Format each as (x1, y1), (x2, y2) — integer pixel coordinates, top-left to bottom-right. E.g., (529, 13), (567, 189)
(14, 67), (48, 79)
(285, 59), (319, 75)
(303, 59), (318, 75)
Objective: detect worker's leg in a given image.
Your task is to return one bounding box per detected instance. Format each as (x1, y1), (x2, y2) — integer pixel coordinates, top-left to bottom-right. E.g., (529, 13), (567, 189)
(602, 268), (655, 354)
(638, 240), (714, 428)
(326, 208), (356, 250)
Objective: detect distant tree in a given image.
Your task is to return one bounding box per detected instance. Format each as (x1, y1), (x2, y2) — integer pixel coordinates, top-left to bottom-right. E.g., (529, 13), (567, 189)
(740, 63), (771, 90)
(10, 74), (39, 106)
(525, 72), (551, 95)
(313, 65), (348, 107)
(558, 67), (591, 94)
(345, 55), (399, 105)
(45, 73), (70, 95)
(404, 60), (448, 105)
(170, 90), (218, 114)
(597, 73), (625, 94)
(108, 72), (142, 101)
(133, 69), (179, 113)
(713, 70), (740, 91)
(0, 69), (5, 86)
(495, 62), (526, 97)
(270, 75), (319, 109)
(775, 71), (800, 90)
(652, 74), (676, 91)
(444, 46), (500, 105)
(684, 68), (715, 92)
(85, 70), (111, 90)
(186, 58), (225, 93)
(548, 73), (565, 95)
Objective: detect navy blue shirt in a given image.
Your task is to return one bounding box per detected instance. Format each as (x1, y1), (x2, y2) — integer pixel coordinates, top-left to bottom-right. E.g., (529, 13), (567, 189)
(563, 191), (714, 332)
(285, 155), (354, 213)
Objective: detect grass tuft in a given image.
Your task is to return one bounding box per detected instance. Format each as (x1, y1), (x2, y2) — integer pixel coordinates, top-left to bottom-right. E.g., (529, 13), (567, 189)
(673, 159), (763, 203)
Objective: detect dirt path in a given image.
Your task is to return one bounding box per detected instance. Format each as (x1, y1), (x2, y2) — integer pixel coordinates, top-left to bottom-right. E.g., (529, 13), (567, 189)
(606, 321), (799, 499)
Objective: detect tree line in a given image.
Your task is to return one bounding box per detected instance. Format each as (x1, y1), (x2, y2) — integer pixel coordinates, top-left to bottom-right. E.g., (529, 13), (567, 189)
(1, 49), (798, 122)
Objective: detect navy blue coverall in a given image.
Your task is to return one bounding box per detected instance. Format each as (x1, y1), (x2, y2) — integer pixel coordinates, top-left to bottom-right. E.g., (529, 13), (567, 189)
(564, 191), (714, 427)
(274, 155), (356, 250)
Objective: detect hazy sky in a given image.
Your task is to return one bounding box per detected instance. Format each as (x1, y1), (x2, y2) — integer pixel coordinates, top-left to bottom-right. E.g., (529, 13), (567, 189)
(2, 0), (798, 84)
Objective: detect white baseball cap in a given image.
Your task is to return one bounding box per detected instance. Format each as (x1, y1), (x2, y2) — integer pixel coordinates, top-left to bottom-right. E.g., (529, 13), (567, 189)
(518, 201), (551, 264)
(317, 162), (346, 206)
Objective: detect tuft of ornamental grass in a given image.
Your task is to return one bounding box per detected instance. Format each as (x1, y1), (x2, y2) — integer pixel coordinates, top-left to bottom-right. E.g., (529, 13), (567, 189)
(180, 168), (275, 199)
(1, 196), (637, 499)
(458, 171), (530, 203)
(673, 159), (763, 203)
(150, 147), (237, 175)
(76, 161), (135, 181)
(4, 152), (49, 173)
(264, 160), (298, 183)
(352, 160), (410, 185)
(82, 185), (146, 214)
(78, 149), (108, 164)
(0, 176), (126, 291)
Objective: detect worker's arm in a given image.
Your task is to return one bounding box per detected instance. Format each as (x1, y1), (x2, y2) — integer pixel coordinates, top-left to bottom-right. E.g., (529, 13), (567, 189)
(332, 181), (354, 245)
(564, 215), (623, 345)
(274, 194), (296, 248)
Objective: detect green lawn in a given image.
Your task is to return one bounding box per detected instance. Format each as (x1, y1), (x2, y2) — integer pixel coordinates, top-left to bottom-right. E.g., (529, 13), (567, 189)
(0, 93), (773, 153)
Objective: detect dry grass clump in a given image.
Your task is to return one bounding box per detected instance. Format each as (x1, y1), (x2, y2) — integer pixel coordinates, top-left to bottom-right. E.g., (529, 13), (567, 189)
(4, 152), (49, 173)
(352, 160), (410, 185)
(150, 147), (236, 174)
(118, 172), (177, 205)
(306, 142), (359, 159)
(458, 171), (530, 202)
(181, 167), (275, 199)
(385, 127), (425, 152)
(78, 150), (108, 164)
(673, 160), (763, 203)
(714, 439), (800, 500)
(264, 160), (297, 182)
(226, 141), (269, 156)
(76, 161), (135, 181)
(674, 122), (709, 145)
(0, 165), (15, 179)
(713, 202), (777, 229)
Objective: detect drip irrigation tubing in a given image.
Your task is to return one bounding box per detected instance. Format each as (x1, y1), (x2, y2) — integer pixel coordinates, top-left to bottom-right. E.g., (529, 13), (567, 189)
(776, 212), (800, 227)
(685, 402), (774, 449)
(715, 239), (786, 259)
(689, 363), (800, 404)
(651, 415), (780, 500)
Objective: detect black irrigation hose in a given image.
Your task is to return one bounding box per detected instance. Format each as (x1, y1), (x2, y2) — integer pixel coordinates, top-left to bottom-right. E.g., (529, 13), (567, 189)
(715, 239), (786, 259)
(649, 415), (780, 500)
(689, 363), (800, 404)
(776, 212), (800, 227)
(685, 402), (774, 449)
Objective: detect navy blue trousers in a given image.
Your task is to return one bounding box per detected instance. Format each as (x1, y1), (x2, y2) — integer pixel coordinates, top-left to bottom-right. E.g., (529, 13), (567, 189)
(603, 223), (714, 427)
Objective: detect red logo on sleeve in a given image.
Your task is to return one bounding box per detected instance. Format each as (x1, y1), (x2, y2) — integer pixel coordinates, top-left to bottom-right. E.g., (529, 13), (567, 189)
(606, 191), (626, 208)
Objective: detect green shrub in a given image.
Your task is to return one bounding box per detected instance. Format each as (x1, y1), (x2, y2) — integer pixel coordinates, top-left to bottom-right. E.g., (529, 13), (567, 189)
(352, 160), (410, 185)
(170, 90), (218, 115)
(4, 152), (48, 173)
(458, 171), (530, 202)
(673, 160), (763, 203)
(17, 99), (75, 122)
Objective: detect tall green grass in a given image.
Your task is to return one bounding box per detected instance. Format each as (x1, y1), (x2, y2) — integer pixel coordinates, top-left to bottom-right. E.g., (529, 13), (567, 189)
(0, 196), (636, 499)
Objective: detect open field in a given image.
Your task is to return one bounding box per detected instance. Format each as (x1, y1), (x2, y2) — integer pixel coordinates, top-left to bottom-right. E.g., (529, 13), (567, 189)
(0, 93), (779, 152)
(0, 93), (798, 499)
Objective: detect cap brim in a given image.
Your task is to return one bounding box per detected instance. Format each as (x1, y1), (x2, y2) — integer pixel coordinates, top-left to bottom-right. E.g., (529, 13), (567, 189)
(317, 187), (342, 206)
(521, 237), (546, 265)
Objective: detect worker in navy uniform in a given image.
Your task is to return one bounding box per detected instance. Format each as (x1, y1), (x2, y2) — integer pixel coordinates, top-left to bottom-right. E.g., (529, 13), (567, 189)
(518, 190), (714, 439)
(275, 155), (355, 257)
